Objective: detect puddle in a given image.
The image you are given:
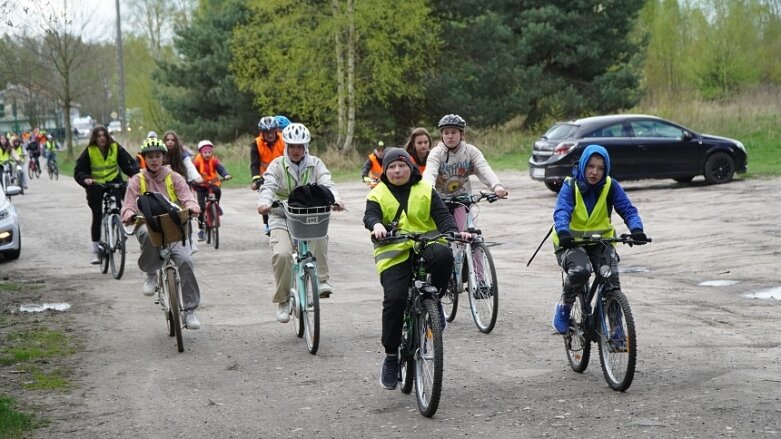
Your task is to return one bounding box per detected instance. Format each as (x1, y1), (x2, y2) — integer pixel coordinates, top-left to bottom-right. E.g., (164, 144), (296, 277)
(620, 266), (650, 273)
(744, 287), (781, 301)
(699, 280), (739, 287)
(19, 303), (71, 313)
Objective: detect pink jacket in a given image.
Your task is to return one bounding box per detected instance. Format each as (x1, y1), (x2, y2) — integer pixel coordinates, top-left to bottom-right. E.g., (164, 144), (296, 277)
(121, 166), (200, 223)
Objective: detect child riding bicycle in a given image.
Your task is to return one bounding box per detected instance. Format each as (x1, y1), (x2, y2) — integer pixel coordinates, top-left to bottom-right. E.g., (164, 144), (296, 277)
(121, 137), (203, 330)
(550, 144), (647, 334)
(193, 140), (232, 241)
(363, 148), (470, 390)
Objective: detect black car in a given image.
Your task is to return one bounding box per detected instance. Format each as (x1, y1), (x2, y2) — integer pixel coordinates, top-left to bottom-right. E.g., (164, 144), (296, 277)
(528, 114), (748, 192)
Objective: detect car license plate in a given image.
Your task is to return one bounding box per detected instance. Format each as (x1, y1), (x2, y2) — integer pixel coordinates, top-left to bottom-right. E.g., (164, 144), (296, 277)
(531, 167), (545, 179)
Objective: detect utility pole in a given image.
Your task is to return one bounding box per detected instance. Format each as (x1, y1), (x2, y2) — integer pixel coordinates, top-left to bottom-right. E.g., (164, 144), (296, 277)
(115, 0), (126, 135)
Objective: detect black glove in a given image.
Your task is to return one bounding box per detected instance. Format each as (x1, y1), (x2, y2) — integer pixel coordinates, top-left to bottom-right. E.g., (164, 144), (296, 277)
(558, 230), (575, 249)
(630, 229), (647, 245)
(252, 176), (264, 190)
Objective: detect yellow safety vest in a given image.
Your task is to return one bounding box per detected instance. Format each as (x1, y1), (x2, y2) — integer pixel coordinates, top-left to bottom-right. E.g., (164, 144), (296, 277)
(139, 170), (178, 205)
(87, 143), (120, 183)
(276, 158), (311, 200)
(0, 148), (11, 162)
(552, 176), (615, 249)
(368, 181), (439, 273)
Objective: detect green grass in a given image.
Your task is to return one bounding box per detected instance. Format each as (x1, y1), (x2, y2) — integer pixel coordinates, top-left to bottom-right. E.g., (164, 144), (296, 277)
(21, 367), (71, 391)
(0, 329), (75, 366)
(0, 396), (36, 437)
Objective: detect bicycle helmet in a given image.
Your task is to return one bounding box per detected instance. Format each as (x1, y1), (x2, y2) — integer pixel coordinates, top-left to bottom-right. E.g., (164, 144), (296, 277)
(258, 116), (278, 132)
(282, 123), (311, 144)
(140, 137), (166, 154)
(274, 115), (291, 130)
(197, 140), (214, 151)
(437, 114), (466, 131)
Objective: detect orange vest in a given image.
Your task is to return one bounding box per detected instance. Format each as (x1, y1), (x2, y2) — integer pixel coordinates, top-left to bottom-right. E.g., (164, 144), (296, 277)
(136, 153), (146, 169)
(368, 153), (383, 179)
(194, 154), (221, 186)
(255, 136), (285, 175)
(410, 156), (426, 174)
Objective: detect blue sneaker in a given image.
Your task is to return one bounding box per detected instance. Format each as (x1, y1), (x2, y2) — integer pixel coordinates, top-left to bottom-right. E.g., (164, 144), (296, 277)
(552, 302), (571, 334)
(380, 356), (399, 390)
(610, 326), (627, 352)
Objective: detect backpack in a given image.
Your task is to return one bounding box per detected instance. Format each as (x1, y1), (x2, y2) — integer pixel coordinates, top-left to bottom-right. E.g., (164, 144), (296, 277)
(287, 183), (335, 208)
(137, 191), (187, 245)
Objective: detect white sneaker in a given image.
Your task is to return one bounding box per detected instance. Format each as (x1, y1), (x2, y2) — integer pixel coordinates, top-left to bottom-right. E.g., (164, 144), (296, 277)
(319, 282), (333, 298)
(90, 251), (99, 265)
(276, 302), (290, 323)
(142, 273), (157, 296)
(184, 311), (200, 330)
(191, 241), (199, 255)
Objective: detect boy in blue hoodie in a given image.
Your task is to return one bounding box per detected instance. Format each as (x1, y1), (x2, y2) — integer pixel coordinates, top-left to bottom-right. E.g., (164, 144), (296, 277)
(550, 144), (647, 333)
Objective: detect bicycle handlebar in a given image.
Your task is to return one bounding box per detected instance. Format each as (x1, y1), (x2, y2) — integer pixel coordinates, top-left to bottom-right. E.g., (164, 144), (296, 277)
(441, 191), (500, 207)
(574, 233), (653, 247)
(371, 230), (468, 246)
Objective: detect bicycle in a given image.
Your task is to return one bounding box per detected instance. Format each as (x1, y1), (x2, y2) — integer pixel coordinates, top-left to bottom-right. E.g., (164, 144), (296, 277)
(202, 178), (224, 249)
(374, 230), (461, 418)
(27, 156), (41, 179)
(560, 233), (651, 391)
(126, 211), (191, 353)
(95, 183), (127, 280)
(440, 191), (500, 333)
(46, 153), (59, 180)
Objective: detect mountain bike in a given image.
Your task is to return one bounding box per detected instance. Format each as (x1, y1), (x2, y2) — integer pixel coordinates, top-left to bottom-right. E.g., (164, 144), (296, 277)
(27, 157), (41, 179)
(275, 200), (332, 355)
(440, 191), (500, 333)
(561, 233), (651, 391)
(95, 183), (127, 280)
(46, 153), (59, 180)
(375, 230), (461, 418)
(126, 212), (191, 353)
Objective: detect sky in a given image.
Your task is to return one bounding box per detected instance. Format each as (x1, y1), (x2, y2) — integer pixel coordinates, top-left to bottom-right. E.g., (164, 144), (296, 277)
(2, 0), (128, 42)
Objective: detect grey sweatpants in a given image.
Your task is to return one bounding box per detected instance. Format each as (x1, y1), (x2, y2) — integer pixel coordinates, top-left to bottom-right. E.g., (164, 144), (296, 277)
(135, 225), (200, 311)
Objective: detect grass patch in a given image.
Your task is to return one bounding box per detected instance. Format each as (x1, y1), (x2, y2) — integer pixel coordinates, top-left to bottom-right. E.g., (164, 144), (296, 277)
(0, 396), (36, 437)
(0, 282), (39, 293)
(21, 367), (71, 391)
(0, 329), (75, 366)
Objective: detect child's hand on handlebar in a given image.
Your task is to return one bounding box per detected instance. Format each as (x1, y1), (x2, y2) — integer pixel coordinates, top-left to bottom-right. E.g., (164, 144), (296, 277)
(372, 223), (387, 240)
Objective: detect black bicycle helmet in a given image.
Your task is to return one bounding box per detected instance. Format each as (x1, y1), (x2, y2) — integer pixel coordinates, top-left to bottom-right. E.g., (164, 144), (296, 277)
(437, 114), (466, 131)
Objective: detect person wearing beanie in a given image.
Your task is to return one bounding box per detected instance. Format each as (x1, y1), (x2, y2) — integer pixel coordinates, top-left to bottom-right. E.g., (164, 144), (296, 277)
(360, 140), (386, 186)
(362, 147), (471, 390)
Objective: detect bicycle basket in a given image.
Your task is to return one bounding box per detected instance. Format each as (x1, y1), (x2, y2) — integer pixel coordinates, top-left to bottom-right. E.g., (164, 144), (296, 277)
(148, 209), (190, 246)
(283, 204), (331, 240)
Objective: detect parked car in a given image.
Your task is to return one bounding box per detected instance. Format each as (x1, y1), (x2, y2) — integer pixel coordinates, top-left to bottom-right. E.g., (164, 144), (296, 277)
(0, 185), (22, 260)
(528, 114), (748, 192)
(107, 120), (122, 134)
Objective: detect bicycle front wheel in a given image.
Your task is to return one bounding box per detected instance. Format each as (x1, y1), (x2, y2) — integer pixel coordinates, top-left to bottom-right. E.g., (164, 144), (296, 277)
(53, 163), (58, 181)
(415, 299), (443, 418)
(466, 242), (498, 333)
(109, 214), (126, 279)
(47, 163), (53, 179)
(598, 290), (637, 391)
(302, 267), (320, 355)
(99, 220), (109, 274)
(166, 267), (184, 353)
(27, 164), (33, 180)
(565, 294), (591, 373)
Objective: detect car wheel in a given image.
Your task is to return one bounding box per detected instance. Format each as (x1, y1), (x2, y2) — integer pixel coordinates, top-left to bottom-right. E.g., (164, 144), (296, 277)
(544, 181), (563, 193)
(704, 152), (735, 184)
(673, 176), (694, 183)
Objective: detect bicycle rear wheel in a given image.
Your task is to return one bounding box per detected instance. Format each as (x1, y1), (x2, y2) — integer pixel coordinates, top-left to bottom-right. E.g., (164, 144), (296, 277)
(302, 267), (320, 354)
(399, 314), (414, 394)
(166, 267), (184, 353)
(109, 214), (126, 280)
(565, 294), (591, 373)
(415, 299), (443, 418)
(466, 242), (498, 333)
(598, 290), (637, 391)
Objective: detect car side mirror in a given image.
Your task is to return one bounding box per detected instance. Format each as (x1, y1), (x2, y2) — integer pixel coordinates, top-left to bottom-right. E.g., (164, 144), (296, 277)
(681, 131), (694, 141)
(4, 186), (22, 197)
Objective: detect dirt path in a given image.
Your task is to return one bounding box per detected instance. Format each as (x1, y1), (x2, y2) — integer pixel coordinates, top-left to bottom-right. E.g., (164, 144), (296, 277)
(2, 172), (779, 438)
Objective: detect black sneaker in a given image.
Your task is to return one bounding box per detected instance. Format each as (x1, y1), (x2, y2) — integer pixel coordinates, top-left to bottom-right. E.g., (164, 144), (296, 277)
(379, 356), (399, 390)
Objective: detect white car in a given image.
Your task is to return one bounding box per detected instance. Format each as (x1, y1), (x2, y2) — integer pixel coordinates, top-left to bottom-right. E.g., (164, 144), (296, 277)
(0, 185), (22, 260)
(107, 120), (122, 134)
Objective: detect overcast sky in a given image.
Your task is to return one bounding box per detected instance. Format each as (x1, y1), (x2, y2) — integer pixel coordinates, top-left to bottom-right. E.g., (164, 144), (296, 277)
(3, 0), (129, 42)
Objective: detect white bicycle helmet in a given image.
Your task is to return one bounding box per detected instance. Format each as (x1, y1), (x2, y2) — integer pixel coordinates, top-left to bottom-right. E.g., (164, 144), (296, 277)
(282, 123), (311, 144)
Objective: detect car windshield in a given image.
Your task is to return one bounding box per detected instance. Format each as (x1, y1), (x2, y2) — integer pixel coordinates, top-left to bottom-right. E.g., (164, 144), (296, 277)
(543, 123), (578, 139)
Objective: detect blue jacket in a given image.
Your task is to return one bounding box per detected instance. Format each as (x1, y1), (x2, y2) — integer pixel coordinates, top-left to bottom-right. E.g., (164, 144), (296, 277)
(553, 144), (643, 234)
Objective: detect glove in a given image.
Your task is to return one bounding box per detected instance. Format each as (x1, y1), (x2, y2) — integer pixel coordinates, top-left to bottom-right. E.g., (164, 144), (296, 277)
(252, 176), (264, 190)
(558, 230), (575, 249)
(362, 176), (372, 184)
(630, 229), (647, 245)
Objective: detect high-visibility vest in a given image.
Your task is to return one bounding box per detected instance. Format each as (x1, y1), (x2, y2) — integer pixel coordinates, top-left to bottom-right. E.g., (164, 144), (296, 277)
(87, 143), (120, 183)
(138, 169), (178, 205)
(552, 177), (615, 249)
(367, 181), (439, 273)
(367, 153), (383, 179)
(255, 136), (285, 175)
(275, 158), (311, 200)
(194, 154), (220, 186)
